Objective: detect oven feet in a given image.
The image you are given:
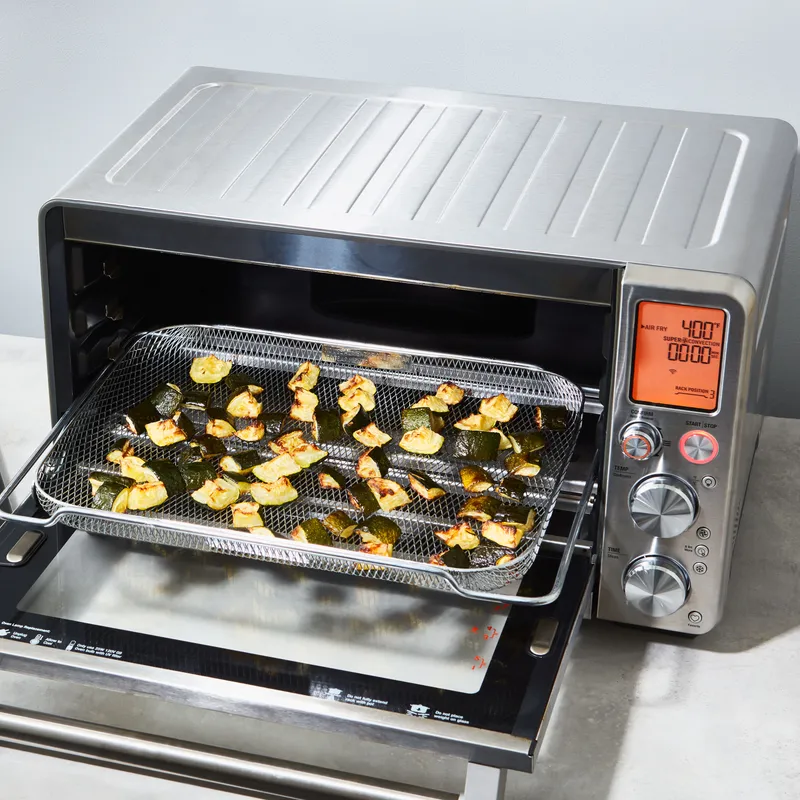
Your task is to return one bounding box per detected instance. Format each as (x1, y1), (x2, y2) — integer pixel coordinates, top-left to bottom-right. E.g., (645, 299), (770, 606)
(460, 763), (508, 800)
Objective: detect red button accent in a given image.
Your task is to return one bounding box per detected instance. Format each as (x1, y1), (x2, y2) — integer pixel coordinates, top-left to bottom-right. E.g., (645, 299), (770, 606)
(679, 430), (719, 464)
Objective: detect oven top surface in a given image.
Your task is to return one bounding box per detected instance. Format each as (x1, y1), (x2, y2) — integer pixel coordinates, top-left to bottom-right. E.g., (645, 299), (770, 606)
(51, 67), (795, 284)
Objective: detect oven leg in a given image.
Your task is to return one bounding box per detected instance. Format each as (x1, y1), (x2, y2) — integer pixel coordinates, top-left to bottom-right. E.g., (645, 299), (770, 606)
(460, 763), (507, 800)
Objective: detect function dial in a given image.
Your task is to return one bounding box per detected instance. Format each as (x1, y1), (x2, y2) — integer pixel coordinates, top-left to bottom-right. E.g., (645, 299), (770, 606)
(619, 421), (662, 461)
(629, 475), (698, 538)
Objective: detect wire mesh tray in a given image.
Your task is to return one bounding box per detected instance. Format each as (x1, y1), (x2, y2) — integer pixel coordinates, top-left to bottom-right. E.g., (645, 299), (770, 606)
(34, 325), (584, 595)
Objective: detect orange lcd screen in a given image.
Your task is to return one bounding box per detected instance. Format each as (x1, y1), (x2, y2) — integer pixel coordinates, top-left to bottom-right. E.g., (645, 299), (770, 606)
(630, 302), (726, 412)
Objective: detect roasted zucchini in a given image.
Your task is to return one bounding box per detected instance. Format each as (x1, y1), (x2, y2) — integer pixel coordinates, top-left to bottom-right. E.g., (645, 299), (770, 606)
(412, 395), (449, 414)
(234, 417), (265, 442)
(435, 382), (465, 406)
(252, 453), (303, 483)
(225, 373), (264, 395)
(191, 476), (241, 510)
(179, 461), (217, 493)
(312, 409), (342, 443)
(494, 504), (536, 532)
(356, 447), (390, 479)
(470, 545), (514, 568)
(454, 413), (495, 432)
(124, 399), (160, 435)
(190, 355), (233, 384)
(338, 389), (376, 413)
(479, 394), (518, 423)
(250, 477), (299, 506)
(259, 412), (287, 435)
(120, 456), (158, 483)
(407, 470), (445, 501)
(496, 476), (526, 503)
(535, 405), (569, 431)
(348, 482), (381, 516)
(453, 430), (500, 461)
(205, 408), (236, 439)
(291, 518), (331, 546)
(460, 465), (493, 493)
(359, 541), (393, 558)
(358, 515), (402, 545)
(290, 388), (319, 422)
(430, 546), (470, 568)
(219, 450), (262, 475)
(127, 482), (169, 511)
(224, 474), (255, 495)
(149, 383), (183, 418)
(106, 437), (134, 465)
(367, 478), (411, 512)
(457, 495), (500, 522)
(481, 520), (524, 549)
(288, 361), (320, 392)
(341, 406), (371, 437)
(182, 389), (211, 411)
(318, 466), (348, 490)
(271, 434), (328, 468)
(353, 423), (392, 448)
(401, 407), (438, 433)
(493, 428), (513, 451)
(89, 471), (134, 495)
(434, 521), (480, 550)
(248, 527), (276, 538)
(174, 412), (196, 438)
(504, 451), (542, 477)
(226, 387), (263, 419)
(143, 460), (185, 497)
(508, 431), (547, 454)
(339, 374), (376, 396)
(322, 510), (358, 539)
(399, 427), (444, 455)
(189, 433), (227, 459)
(231, 501), (263, 528)
(92, 480), (130, 513)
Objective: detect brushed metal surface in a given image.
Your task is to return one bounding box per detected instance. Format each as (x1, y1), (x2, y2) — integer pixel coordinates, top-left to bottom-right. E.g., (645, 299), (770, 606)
(628, 475), (698, 538)
(622, 555), (689, 618)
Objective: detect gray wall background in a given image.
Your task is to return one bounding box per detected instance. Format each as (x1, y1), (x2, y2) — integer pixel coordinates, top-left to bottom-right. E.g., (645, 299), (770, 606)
(1, 0), (799, 415)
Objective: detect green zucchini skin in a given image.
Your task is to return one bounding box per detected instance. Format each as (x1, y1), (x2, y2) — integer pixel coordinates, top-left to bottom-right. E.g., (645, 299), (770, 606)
(401, 407), (435, 432)
(469, 545), (513, 568)
(182, 390), (211, 411)
(453, 430), (501, 461)
(457, 495), (501, 522)
(358, 447), (390, 478)
(149, 383), (183, 418)
(504, 451), (542, 477)
(348, 482), (380, 516)
(312, 409), (343, 443)
(225, 373), (263, 393)
(359, 515), (402, 545)
(441, 545), (470, 569)
(494, 504), (536, 530)
(189, 434), (227, 459)
(535, 405), (569, 431)
(508, 431), (547, 454)
(144, 460), (185, 497)
(342, 407), (370, 437)
(174, 412), (196, 439)
(207, 406), (233, 423)
(407, 470), (446, 500)
(233, 417), (265, 441)
(92, 480), (130, 511)
(125, 399), (161, 434)
(259, 412), (287, 435)
(179, 461), (218, 493)
(219, 450), (262, 474)
(322, 510), (358, 538)
(294, 518), (332, 546)
(89, 471), (134, 489)
(318, 466), (348, 490)
(496, 476), (526, 503)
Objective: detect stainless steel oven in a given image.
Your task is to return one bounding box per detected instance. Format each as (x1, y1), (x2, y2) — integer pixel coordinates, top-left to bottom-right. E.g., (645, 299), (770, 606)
(0, 68), (793, 798)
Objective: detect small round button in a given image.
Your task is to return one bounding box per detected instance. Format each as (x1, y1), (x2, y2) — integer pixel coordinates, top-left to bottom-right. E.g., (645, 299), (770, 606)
(701, 475), (717, 489)
(680, 430), (719, 465)
(696, 527), (711, 540)
(695, 544), (709, 558)
(692, 562), (708, 575)
(688, 610), (703, 624)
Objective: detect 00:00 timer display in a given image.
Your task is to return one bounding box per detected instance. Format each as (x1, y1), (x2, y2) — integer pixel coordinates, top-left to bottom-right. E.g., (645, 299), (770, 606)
(667, 342), (713, 364)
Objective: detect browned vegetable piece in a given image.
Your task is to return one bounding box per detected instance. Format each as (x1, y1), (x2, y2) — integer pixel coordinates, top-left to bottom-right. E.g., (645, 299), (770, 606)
(460, 466), (493, 493)
(359, 541), (394, 558)
(190, 355), (233, 384)
(407, 470), (445, 501)
(250, 478), (299, 506)
(338, 374), (377, 396)
(290, 388), (319, 422)
(399, 427), (444, 454)
(481, 520), (525, 549)
(353, 423), (392, 448)
(479, 394), (518, 423)
(288, 361), (320, 391)
(454, 414), (495, 431)
(252, 454), (302, 483)
(367, 478), (411, 512)
(356, 447), (390, 479)
(457, 496), (500, 522)
(231, 501), (263, 528)
(434, 522), (480, 550)
(227, 388), (263, 419)
(338, 389), (376, 413)
(435, 382), (465, 406)
(412, 395), (449, 414)
(145, 418), (187, 447)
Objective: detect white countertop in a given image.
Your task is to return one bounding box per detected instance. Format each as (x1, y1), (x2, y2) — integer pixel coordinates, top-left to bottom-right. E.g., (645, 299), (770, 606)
(0, 334), (799, 799)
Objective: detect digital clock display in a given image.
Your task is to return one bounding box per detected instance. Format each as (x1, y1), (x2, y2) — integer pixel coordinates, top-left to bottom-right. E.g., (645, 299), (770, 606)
(630, 302), (726, 412)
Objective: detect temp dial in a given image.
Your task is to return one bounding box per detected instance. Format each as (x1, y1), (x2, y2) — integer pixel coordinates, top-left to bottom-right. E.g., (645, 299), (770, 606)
(623, 555), (689, 617)
(619, 421), (662, 461)
(629, 475), (698, 538)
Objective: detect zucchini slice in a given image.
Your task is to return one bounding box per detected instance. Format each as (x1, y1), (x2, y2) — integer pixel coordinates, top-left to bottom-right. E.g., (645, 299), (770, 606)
(457, 495), (500, 523)
(231, 501), (263, 529)
(288, 361), (320, 392)
(504, 451), (542, 477)
(348, 482), (381, 516)
(430, 545), (470, 569)
(189, 433), (227, 459)
(460, 465), (493, 493)
(259, 412), (286, 435)
(89, 471), (134, 495)
(291, 518), (331, 546)
(224, 474), (255, 495)
(493, 428), (513, 451)
(359, 541), (393, 558)
(341, 406), (371, 437)
(219, 450), (262, 475)
(318, 466), (347, 490)
(191, 476), (241, 510)
(494, 504), (536, 532)
(412, 395), (449, 414)
(182, 389), (211, 411)
(358, 515), (402, 545)
(179, 461), (217, 493)
(190, 355), (233, 385)
(339, 375), (376, 396)
(225, 373), (264, 395)
(128, 482), (169, 511)
(453, 430), (500, 461)
(120, 456), (158, 483)
(149, 383), (183, 418)
(508, 431), (547, 454)
(399, 427), (444, 455)
(454, 414), (495, 432)
(312, 409), (342, 443)
(248, 527), (276, 538)
(496, 476), (526, 503)
(406, 470), (445, 501)
(92, 481), (130, 513)
(401, 407), (437, 433)
(174, 412), (196, 439)
(367, 478), (411, 512)
(234, 417), (265, 442)
(356, 447), (390, 480)
(124, 399), (160, 435)
(252, 454), (303, 483)
(435, 382), (465, 406)
(145, 418), (188, 447)
(434, 521), (480, 550)
(268, 431), (328, 467)
(205, 417), (236, 439)
(143, 460), (186, 497)
(353, 423), (392, 448)
(469, 545), (514, 568)
(226, 387), (263, 419)
(106, 437), (134, 465)
(338, 389), (376, 413)
(290, 388), (319, 423)
(481, 520), (525, 549)
(322, 510), (358, 539)
(250, 477), (298, 506)
(535, 405), (569, 431)
(479, 394), (518, 423)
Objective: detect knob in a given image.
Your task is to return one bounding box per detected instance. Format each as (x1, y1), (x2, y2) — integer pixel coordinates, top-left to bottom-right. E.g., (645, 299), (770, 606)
(679, 429), (719, 465)
(629, 474), (698, 538)
(619, 421), (662, 461)
(623, 555), (689, 617)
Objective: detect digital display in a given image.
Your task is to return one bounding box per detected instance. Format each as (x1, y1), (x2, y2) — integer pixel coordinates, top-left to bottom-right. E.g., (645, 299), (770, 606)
(631, 302), (726, 412)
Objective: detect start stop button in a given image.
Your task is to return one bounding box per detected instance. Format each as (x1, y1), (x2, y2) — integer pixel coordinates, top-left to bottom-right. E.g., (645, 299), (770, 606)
(679, 430), (719, 465)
